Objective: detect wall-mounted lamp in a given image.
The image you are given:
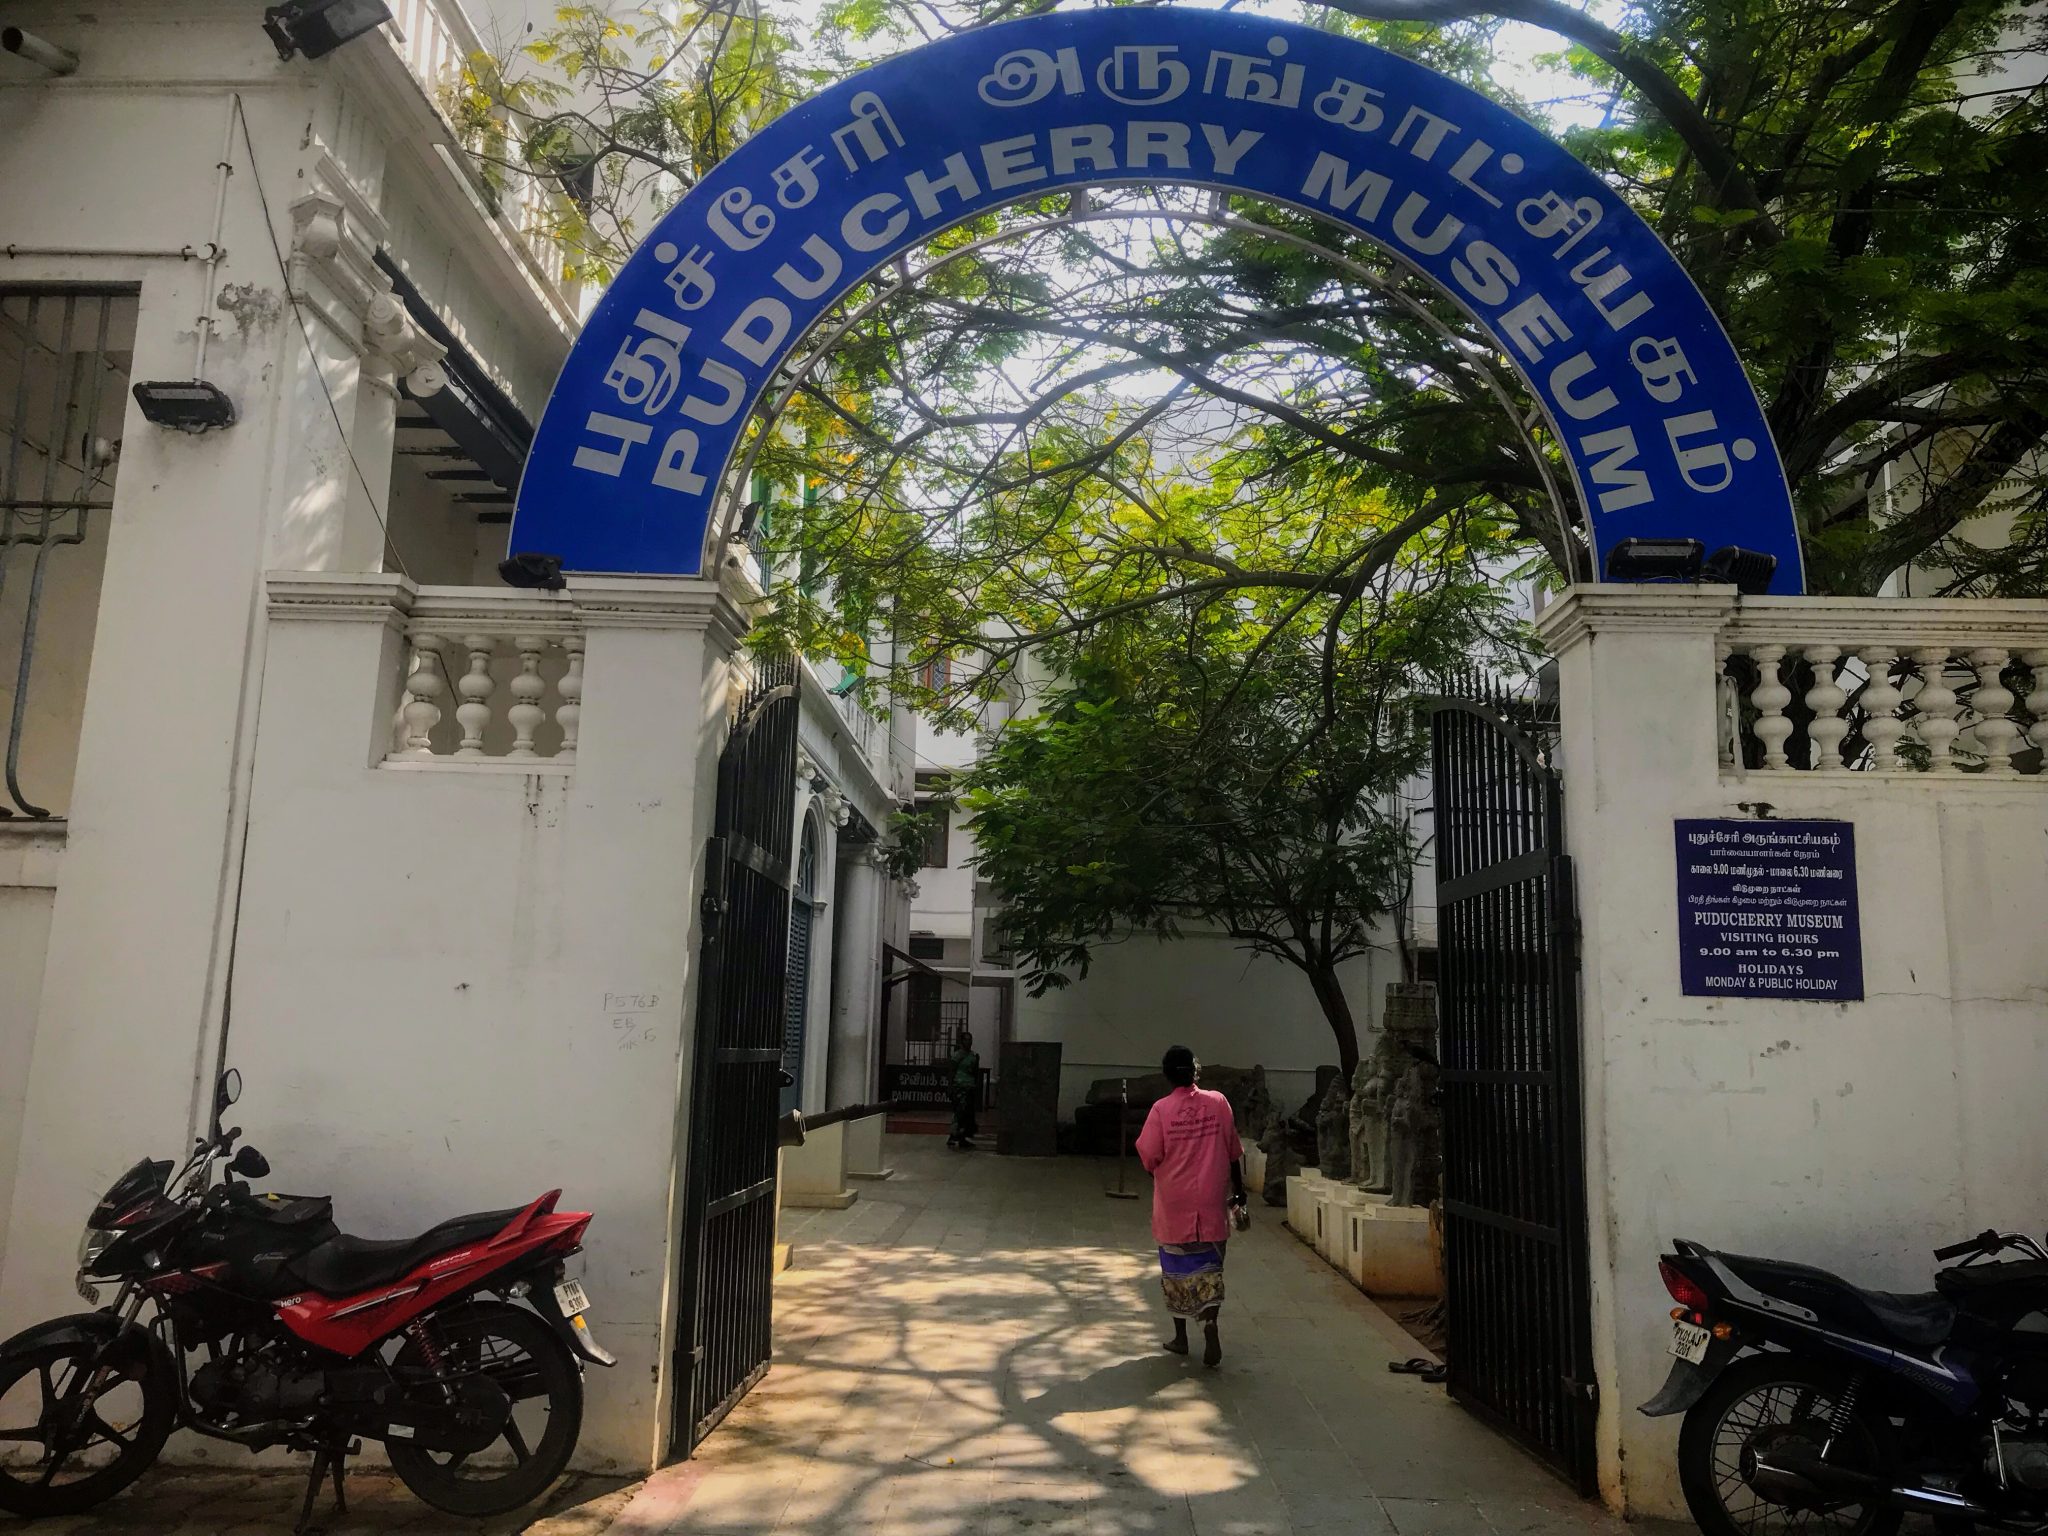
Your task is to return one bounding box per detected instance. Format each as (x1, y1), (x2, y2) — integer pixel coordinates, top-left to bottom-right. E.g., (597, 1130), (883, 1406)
(498, 552), (566, 591)
(1702, 545), (1778, 596)
(527, 116), (605, 212)
(2, 27), (79, 75)
(132, 380), (236, 433)
(1604, 536), (1778, 595)
(1603, 537), (1703, 583)
(733, 499), (766, 545)
(262, 0), (393, 61)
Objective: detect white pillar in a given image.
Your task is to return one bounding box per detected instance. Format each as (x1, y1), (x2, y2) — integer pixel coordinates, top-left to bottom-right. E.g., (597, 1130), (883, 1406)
(1533, 585), (1735, 1519)
(831, 844), (890, 1178)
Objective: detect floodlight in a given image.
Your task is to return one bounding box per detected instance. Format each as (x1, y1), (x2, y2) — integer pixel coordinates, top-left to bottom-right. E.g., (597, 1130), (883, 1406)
(498, 553), (566, 591)
(1702, 546), (1779, 596)
(131, 380), (236, 433)
(1604, 537), (1704, 583)
(262, 0), (393, 61)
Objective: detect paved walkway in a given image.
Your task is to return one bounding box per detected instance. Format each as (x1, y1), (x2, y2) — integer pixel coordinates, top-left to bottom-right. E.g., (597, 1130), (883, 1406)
(647, 1137), (1652, 1536)
(5, 1137), (1679, 1535)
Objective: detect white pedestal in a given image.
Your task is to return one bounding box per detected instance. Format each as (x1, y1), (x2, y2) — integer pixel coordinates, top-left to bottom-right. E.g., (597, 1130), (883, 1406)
(780, 1120), (858, 1210)
(1285, 1170), (1325, 1239)
(1243, 1143), (1267, 1193)
(844, 1112), (894, 1180)
(1322, 1185), (1381, 1266)
(1346, 1203), (1439, 1297)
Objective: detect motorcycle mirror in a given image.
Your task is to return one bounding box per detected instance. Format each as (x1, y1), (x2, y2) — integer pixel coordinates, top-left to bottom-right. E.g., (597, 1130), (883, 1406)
(229, 1146), (269, 1179)
(215, 1068), (242, 1114)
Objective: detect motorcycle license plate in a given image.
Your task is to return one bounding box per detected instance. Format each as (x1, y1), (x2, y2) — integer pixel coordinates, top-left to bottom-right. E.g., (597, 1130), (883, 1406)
(1669, 1320), (1711, 1364)
(554, 1279), (592, 1318)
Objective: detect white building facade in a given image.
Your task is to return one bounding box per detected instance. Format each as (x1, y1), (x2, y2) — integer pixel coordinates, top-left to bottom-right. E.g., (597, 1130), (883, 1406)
(0, 0), (910, 1475)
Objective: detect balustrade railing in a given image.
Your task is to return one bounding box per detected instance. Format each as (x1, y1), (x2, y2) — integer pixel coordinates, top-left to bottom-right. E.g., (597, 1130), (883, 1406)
(388, 593), (582, 766)
(384, 0), (578, 300)
(1719, 601), (2048, 777)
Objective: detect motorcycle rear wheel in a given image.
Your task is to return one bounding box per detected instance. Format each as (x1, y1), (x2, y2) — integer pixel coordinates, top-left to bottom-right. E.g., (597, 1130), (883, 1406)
(1678, 1353), (1901, 1536)
(386, 1300), (582, 1517)
(0, 1327), (173, 1516)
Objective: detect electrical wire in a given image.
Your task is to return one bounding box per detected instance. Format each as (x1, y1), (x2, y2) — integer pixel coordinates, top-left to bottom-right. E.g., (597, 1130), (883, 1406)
(230, 93), (414, 581)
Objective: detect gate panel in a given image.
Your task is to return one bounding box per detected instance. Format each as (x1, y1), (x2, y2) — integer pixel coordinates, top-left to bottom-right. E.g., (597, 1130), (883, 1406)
(673, 657), (799, 1456)
(1430, 696), (1596, 1493)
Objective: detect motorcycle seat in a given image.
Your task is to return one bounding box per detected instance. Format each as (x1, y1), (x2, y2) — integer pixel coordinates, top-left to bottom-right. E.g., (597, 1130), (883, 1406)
(291, 1207), (524, 1296)
(1723, 1252), (1956, 1348)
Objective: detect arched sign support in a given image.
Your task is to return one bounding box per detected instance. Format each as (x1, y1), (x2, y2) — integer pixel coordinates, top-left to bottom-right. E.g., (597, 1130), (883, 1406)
(709, 202), (1581, 578)
(513, 7), (1804, 593)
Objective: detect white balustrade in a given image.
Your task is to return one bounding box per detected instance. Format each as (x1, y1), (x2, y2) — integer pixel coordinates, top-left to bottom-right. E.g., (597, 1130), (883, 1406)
(1720, 600), (2048, 778)
(383, 0), (579, 302)
(388, 594), (581, 766)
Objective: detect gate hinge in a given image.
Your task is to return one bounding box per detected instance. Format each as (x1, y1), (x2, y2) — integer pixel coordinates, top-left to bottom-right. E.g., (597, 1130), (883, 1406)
(1562, 1375), (1599, 1405)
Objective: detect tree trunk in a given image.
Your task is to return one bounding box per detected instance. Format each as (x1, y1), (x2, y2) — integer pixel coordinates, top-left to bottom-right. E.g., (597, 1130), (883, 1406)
(1303, 962), (1361, 1079)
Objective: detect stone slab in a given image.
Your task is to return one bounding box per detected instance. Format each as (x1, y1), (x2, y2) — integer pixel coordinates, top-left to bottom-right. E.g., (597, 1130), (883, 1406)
(996, 1040), (1061, 1156)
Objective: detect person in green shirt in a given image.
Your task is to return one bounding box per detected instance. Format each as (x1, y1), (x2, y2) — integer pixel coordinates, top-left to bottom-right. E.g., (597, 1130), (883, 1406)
(946, 1029), (981, 1149)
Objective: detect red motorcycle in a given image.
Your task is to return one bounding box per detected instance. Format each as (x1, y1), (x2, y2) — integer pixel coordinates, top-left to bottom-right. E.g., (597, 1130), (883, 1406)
(0, 1070), (613, 1529)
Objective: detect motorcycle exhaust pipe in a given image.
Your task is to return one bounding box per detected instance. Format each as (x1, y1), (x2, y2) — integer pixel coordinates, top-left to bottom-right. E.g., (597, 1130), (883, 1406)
(1751, 1449), (2002, 1525)
(1748, 1449), (1882, 1507)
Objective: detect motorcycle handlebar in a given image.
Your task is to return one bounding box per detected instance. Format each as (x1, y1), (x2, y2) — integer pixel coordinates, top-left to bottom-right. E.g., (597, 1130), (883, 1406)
(1934, 1229), (2001, 1261)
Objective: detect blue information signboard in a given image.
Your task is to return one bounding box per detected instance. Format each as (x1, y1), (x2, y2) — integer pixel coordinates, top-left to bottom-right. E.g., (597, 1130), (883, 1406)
(1675, 820), (1862, 1001)
(512, 6), (1805, 589)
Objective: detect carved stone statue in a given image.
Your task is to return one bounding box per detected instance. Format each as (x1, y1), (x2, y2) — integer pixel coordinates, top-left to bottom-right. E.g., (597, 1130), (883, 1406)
(1241, 1065), (1274, 1142)
(1350, 1038), (1399, 1192)
(1258, 1119), (1299, 1206)
(1346, 1057), (1378, 1188)
(1314, 1073), (1351, 1180)
(1386, 1057), (1442, 1207)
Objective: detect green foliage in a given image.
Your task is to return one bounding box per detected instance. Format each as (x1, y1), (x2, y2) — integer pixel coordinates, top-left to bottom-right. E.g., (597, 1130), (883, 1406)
(957, 549), (1513, 1071)
(454, 2), (807, 284)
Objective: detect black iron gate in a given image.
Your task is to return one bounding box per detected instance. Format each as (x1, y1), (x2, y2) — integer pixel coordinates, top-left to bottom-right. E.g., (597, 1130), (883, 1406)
(673, 657), (800, 1456)
(1429, 691), (1597, 1493)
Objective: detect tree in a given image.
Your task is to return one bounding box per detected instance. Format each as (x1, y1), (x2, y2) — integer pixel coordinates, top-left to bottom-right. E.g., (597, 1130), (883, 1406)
(956, 532), (1510, 1077)
(451, 3), (809, 285)
(759, 0), (2048, 601)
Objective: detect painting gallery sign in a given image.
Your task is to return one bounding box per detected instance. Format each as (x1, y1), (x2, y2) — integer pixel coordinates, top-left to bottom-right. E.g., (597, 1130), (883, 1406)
(1675, 820), (1862, 1001)
(513, 7), (1805, 591)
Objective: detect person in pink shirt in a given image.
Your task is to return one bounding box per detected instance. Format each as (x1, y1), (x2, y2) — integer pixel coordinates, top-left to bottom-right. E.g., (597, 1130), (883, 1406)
(1134, 1045), (1247, 1367)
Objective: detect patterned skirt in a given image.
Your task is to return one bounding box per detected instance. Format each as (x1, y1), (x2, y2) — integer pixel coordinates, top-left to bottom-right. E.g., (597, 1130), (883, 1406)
(1158, 1241), (1227, 1319)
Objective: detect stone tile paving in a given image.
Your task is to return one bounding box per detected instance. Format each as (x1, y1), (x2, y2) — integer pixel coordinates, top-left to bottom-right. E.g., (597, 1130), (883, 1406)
(4, 1138), (1697, 1535)
(0, 1468), (632, 1535)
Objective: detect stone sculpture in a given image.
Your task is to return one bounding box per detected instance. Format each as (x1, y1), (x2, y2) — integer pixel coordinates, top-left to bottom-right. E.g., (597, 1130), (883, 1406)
(1346, 1056), (1379, 1188)
(1314, 1073), (1351, 1181)
(1259, 1119), (1299, 1206)
(1240, 1065), (1274, 1141)
(1386, 1056), (1442, 1207)
(1349, 1037), (1400, 1192)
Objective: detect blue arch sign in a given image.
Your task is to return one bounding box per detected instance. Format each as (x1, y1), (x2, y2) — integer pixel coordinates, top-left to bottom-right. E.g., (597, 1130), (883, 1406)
(513, 7), (1804, 592)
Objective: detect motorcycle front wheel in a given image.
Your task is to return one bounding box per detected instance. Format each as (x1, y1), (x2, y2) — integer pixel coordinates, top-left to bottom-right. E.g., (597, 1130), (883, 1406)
(0, 1323), (173, 1516)
(1678, 1353), (1901, 1536)
(386, 1300), (582, 1517)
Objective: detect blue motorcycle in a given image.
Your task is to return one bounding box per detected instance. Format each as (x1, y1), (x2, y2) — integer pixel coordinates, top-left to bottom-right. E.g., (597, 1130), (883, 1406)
(1643, 1229), (2048, 1535)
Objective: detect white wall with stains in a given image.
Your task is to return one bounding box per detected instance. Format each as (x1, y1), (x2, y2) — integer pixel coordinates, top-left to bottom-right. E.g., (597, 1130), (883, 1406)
(1539, 587), (2048, 1521)
(218, 574), (740, 1475)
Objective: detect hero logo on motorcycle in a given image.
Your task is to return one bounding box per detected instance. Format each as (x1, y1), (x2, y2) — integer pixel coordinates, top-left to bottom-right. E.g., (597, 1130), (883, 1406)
(0, 1070), (613, 1531)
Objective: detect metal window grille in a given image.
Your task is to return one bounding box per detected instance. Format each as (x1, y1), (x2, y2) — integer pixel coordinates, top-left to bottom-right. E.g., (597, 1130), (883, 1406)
(1, 287), (136, 819)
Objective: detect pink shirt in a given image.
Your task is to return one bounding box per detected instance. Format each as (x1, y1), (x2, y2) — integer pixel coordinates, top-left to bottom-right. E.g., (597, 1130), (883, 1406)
(1134, 1085), (1243, 1245)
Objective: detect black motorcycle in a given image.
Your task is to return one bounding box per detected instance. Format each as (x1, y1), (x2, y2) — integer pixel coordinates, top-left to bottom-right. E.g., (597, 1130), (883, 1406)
(1643, 1227), (2048, 1534)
